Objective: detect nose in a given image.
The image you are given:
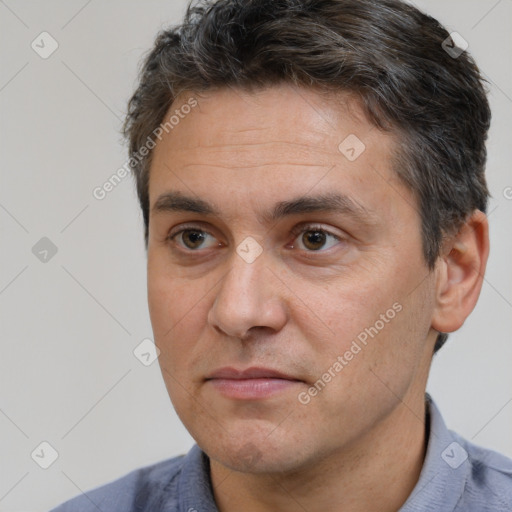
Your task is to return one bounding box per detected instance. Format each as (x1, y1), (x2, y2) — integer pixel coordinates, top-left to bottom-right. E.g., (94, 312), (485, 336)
(207, 250), (288, 340)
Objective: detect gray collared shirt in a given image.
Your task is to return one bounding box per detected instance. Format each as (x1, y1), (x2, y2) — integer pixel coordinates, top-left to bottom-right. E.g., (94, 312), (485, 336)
(51, 397), (512, 511)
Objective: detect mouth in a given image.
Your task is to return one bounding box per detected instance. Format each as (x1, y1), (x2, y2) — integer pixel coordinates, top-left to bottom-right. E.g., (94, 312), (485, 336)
(205, 366), (304, 400)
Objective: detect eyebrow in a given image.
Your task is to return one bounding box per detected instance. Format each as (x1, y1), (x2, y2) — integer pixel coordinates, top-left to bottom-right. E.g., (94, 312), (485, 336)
(152, 190), (376, 225)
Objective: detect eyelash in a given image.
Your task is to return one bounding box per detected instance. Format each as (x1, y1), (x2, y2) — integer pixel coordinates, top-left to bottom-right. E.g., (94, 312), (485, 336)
(167, 223), (344, 252)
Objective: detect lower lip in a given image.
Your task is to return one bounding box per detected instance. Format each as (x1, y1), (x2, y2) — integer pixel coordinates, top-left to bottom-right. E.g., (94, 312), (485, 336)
(207, 378), (300, 400)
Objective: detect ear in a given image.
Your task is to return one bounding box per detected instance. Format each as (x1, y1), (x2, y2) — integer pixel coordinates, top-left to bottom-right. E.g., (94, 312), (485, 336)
(431, 210), (490, 335)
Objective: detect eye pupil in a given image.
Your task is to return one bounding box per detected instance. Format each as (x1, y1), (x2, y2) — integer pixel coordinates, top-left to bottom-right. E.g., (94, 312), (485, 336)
(183, 230), (205, 249)
(302, 230), (326, 250)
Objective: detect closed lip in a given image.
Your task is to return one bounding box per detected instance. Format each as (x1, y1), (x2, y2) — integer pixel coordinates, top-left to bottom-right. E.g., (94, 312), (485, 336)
(206, 366), (302, 381)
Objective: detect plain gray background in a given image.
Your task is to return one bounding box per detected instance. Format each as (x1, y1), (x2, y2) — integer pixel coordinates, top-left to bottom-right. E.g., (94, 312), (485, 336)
(0, 1), (511, 510)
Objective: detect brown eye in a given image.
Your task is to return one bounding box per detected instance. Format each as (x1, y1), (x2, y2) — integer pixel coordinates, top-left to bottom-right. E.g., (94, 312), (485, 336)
(290, 225), (342, 252)
(170, 228), (219, 250)
(180, 229), (206, 249)
(302, 230), (328, 251)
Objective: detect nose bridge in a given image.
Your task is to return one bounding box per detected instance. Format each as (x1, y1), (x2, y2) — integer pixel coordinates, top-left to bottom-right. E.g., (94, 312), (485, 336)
(208, 247), (286, 338)
(217, 250), (268, 315)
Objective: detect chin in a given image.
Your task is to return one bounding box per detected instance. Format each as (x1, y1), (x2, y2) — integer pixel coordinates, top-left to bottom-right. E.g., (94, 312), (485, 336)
(204, 433), (315, 475)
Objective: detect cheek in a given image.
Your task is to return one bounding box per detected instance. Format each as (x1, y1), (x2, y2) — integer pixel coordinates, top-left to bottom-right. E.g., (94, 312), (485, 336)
(147, 263), (175, 339)
(294, 267), (430, 390)
(147, 256), (208, 363)
(298, 276), (392, 356)
(294, 294), (427, 446)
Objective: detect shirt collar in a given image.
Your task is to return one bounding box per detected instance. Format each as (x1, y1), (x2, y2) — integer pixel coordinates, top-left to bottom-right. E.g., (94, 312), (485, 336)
(399, 394), (468, 511)
(178, 444), (217, 512)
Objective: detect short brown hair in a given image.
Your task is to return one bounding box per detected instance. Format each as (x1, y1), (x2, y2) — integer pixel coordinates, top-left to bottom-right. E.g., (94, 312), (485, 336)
(123, 0), (491, 352)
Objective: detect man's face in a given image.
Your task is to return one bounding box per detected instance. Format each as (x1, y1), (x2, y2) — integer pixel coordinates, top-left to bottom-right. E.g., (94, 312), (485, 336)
(147, 85), (438, 473)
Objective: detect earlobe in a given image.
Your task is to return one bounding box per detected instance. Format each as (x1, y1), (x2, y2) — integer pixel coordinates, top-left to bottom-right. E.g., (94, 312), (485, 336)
(431, 210), (489, 335)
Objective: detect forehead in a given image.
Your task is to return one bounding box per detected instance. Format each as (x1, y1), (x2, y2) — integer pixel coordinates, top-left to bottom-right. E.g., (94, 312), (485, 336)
(148, 84), (410, 223)
(155, 84), (386, 159)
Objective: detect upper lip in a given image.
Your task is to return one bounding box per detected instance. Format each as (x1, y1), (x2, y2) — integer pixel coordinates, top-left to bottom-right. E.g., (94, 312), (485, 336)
(206, 366), (300, 381)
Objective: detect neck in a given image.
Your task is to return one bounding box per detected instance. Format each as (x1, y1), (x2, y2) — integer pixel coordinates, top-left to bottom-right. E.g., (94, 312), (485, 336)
(210, 393), (428, 512)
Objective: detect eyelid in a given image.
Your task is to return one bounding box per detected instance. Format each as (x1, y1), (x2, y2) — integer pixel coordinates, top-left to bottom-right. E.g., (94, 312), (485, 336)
(168, 222), (217, 240)
(289, 223), (344, 241)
